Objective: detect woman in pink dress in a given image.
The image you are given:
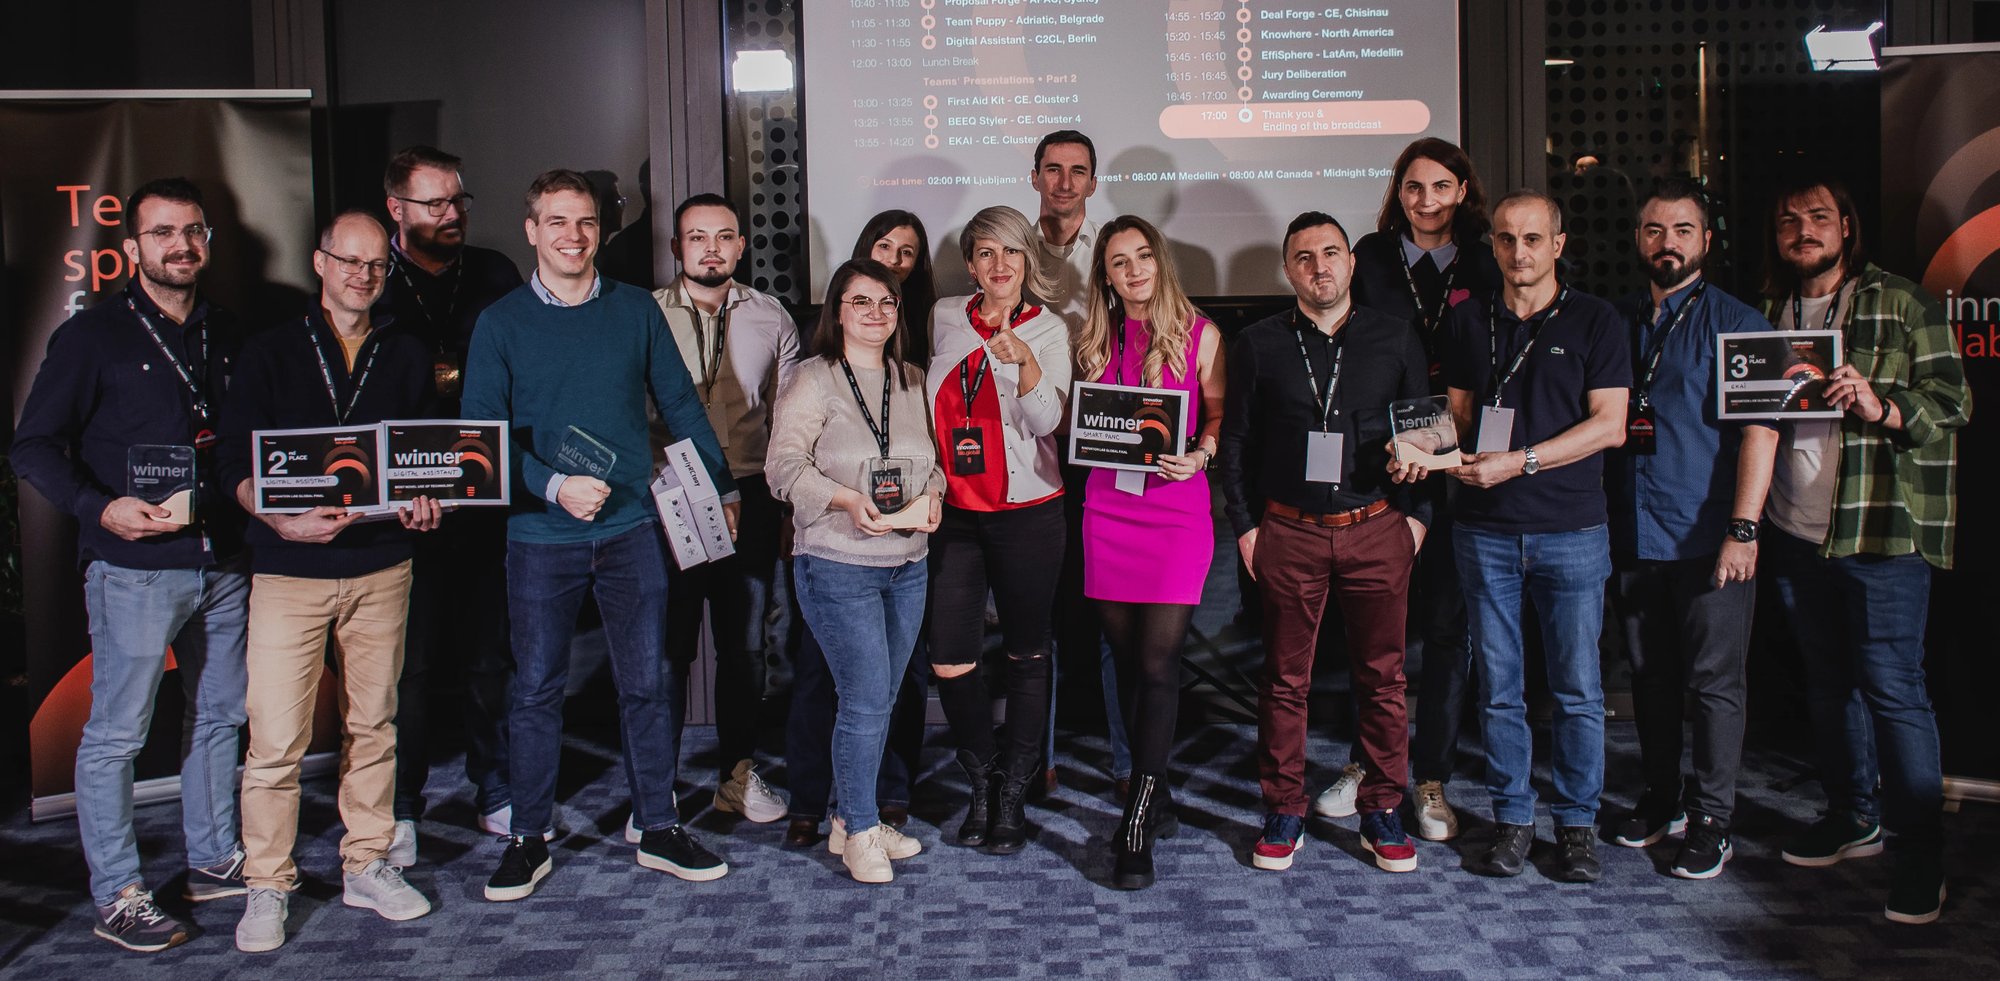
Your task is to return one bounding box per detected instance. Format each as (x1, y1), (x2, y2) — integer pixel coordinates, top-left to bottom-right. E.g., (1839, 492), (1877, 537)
(1074, 216), (1224, 889)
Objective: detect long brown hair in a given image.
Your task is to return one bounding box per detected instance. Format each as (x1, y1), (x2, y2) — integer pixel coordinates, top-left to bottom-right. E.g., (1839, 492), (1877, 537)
(1760, 175), (1867, 299)
(1076, 216), (1200, 386)
(1374, 138), (1489, 245)
(812, 258), (910, 388)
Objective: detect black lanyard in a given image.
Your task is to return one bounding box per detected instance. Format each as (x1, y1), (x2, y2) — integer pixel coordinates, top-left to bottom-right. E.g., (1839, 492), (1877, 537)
(1402, 250), (1458, 336)
(394, 253), (463, 340)
(1633, 279), (1708, 405)
(1113, 316), (1134, 385)
(840, 358), (893, 458)
(1791, 280), (1848, 334)
(126, 297), (211, 424)
(1486, 286), (1570, 407)
(1292, 309), (1349, 433)
(960, 295), (1023, 424)
(691, 296), (731, 408)
(306, 318), (381, 424)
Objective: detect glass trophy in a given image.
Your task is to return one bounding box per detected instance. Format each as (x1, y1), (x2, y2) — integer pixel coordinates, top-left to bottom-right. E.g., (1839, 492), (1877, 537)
(127, 444), (197, 526)
(553, 426), (617, 479)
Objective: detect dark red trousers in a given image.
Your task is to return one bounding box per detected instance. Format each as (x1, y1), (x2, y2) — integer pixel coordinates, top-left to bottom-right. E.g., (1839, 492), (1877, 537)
(1254, 507), (1416, 815)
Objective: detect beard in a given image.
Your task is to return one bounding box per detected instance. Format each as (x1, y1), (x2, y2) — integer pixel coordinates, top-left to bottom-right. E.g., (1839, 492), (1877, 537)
(685, 265), (732, 289)
(1646, 248), (1705, 290)
(139, 249), (202, 290)
(1786, 245), (1841, 281)
(406, 221), (466, 259)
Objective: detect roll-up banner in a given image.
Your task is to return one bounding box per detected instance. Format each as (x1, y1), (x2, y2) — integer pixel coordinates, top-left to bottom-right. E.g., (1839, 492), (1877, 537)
(1, 92), (325, 819)
(1881, 47), (2000, 790)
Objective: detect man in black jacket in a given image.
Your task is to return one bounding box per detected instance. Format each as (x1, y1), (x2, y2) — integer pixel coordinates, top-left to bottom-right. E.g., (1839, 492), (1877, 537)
(12, 177), (249, 953)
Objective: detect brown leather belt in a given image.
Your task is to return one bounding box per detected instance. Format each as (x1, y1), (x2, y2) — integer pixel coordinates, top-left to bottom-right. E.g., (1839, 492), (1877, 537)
(1265, 498), (1392, 529)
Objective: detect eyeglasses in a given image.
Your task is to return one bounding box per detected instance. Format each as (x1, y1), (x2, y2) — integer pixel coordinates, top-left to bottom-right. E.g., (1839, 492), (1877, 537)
(844, 296), (900, 315)
(138, 224), (212, 247)
(318, 249), (391, 279)
(393, 193), (474, 217)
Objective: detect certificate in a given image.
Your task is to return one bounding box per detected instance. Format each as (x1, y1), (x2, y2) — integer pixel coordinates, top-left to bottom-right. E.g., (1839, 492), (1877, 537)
(1066, 381), (1189, 473)
(252, 424), (385, 513)
(1717, 330), (1844, 419)
(383, 420), (511, 507)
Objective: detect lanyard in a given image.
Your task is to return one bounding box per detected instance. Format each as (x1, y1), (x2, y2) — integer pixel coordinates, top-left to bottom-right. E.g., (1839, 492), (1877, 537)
(1790, 279), (1848, 334)
(126, 297), (211, 423)
(1633, 279), (1708, 405)
(306, 318), (381, 424)
(693, 300), (731, 408)
(1114, 316), (1134, 385)
(840, 358), (893, 458)
(394, 253), (463, 340)
(1485, 286), (1570, 407)
(1401, 251), (1459, 336)
(960, 295), (1024, 424)
(1292, 309), (1349, 433)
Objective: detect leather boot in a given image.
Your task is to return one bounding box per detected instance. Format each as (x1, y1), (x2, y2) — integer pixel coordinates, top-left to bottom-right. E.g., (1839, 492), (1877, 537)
(1113, 774), (1162, 889)
(955, 750), (995, 847)
(1150, 777), (1179, 840)
(985, 767), (1033, 854)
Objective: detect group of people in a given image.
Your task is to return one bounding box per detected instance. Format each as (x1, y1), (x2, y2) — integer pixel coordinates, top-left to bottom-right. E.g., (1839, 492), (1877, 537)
(12, 129), (1968, 956)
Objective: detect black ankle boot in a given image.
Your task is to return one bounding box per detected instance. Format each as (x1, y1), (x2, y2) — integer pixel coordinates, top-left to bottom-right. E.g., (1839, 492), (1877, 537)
(1149, 778), (1179, 840)
(1113, 774), (1163, 889)
(985, 769), (1032, 854)
(955, 751), (995, 847)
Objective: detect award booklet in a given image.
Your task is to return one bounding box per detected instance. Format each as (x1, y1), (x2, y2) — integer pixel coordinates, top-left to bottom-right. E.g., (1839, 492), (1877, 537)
(383, 420), (510, 506)
(1066, 381), (1189, 473)
(127, 444), (196, 526)
(1718, 330), (1845, 419)
(650, 438), (735, 569)
(1389, 395), (1463, 468)
(253, 424), (385, 514)
(553, 425), (617, 480)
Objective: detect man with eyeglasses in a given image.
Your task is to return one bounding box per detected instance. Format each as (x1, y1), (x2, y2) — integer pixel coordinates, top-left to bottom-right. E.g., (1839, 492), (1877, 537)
(376, 146), (525, 858)
(14, 177), (250, 952)
(218, 211), (445, 952)
(651, 193), (797, 830)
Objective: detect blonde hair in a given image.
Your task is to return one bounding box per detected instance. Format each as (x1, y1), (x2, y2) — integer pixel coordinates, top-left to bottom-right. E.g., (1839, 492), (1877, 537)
(1077, 216), (1199, 386)
(959, 205), (1061, 305)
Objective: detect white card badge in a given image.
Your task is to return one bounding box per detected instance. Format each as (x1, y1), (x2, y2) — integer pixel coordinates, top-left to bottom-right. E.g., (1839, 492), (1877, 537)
(1789, 418), (1838, 453)
(1114, 469), (1149, 495)
(1475, 406), (1516, 454)
(1304, 431), (1345, 484)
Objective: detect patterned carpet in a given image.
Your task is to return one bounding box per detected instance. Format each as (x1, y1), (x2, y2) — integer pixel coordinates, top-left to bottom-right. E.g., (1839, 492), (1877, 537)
(1, 717), (1994, 980)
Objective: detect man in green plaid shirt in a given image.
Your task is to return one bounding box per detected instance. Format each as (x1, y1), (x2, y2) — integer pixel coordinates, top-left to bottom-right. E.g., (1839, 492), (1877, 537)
(1755, 177), (1970, 927)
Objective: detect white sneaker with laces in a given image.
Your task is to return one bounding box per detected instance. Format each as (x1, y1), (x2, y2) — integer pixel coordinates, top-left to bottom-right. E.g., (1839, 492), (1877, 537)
(829, 817), (922, 859)
(1413, 780), (1460, 841)
(235, 887), (289, 953)
(388, 820), (418, 867)
(715, 760), (787, 823)
(842, 826), (895, 883)
(342, 859), (433, 921)
(1312, 763), (1365, 819)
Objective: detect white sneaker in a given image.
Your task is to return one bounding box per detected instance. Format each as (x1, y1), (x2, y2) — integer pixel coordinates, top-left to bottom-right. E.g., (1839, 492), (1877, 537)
(1412, 780), (1460, 841)
(235, 887), (288, 953)
(828, 817), (921, 859)
(714, 760), (787, 823)
(388, 820), (418, 867)
(478, 805), (560, 841)
(1312, 763), (1365, 818)
(842, 826), (895, 883)
(342, 859), (433, 921)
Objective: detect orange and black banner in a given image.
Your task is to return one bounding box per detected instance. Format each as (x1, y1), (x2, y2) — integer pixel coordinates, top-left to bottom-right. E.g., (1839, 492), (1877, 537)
(1882, 49), (2000, 783)
(2, 93), (316, 814)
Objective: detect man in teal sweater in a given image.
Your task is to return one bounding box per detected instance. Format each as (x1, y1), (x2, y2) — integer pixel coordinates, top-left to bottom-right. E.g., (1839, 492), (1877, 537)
(462, 170), (738, 901)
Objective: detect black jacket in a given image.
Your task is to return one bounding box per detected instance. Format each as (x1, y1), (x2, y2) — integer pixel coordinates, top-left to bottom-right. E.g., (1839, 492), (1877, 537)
(373, 239), (523, 413)
(1350, 230), (1503, 389)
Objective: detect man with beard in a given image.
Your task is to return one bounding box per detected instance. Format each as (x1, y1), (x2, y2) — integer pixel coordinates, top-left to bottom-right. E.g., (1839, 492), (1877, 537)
(377, 147), (524, 858)
(1759, 176), (1969, 924)
(1603, 178), (1778, 880)
(14, 177), (249, 951)
(649, 193), (796, 828)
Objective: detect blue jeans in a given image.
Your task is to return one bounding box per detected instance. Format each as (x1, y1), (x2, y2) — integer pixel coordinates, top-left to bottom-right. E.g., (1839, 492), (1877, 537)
(1455, 524), (1611, 828)
(506, 523), (682, 836)
(793, 554), (927, 835)
(1044, 637), (1133, 781)
(77, 558), (249, 907)
(1767, 532), (1943, 850)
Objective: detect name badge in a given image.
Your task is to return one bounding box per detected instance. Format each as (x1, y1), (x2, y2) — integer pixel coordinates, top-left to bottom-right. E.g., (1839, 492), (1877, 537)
(1114, 469), (1148, 496)
(950, 426), (986, 476)
(1304, 431), (1344, 484)
(1475, 406), (1515, 454)
(1625, 402), (1657, 455)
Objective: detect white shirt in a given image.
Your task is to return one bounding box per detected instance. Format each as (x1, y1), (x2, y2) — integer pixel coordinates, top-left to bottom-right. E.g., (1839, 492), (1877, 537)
(1767, 285), (1852, 544)
(1037, 215), (1099, 333)
(651, 280), (799, 478)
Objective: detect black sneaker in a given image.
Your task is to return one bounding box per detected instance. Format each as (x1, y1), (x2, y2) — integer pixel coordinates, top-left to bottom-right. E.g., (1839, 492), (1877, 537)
(1611, 799), (1686, 848)
(94, 886), (191, 952)
(1671, 813), (1732, 880)
(1555, 826), (1602, 882)
(1781, 812), (1883, 868)
(1469, 822), (1534, 877)
(637, 825), (729, 882)
(483, 834), (553, 902)
(1884, 852), (1946, 925)
(184, 847), (249, 902)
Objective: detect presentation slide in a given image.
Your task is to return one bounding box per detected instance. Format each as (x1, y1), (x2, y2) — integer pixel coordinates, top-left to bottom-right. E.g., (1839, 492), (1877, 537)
(801, 0), (1460, 297)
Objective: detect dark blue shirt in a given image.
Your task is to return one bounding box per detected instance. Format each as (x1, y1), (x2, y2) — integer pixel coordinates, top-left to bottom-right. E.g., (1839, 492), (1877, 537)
(1606, 278), (1775, 562)
(1442, 284), (1630, 534)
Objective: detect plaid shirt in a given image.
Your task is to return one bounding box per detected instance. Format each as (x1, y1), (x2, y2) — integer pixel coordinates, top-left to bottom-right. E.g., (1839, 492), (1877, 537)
(1761, 264), (1971, 568)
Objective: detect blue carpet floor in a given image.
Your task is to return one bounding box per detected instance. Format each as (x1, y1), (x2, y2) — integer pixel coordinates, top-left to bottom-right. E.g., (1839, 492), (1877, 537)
(2, 721), (1995, 979)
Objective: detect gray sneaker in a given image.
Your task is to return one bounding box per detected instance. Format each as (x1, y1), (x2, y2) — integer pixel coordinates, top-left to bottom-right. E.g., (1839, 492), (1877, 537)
(342, 859), (433, 921)
(235, 887), (289, 953)
(388, 820), (419, 868)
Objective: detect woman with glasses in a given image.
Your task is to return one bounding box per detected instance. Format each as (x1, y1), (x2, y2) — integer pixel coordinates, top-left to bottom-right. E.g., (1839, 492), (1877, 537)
(926, 205), (1071, 855)
(1072, 216), (1224, 888)
(766, 258), (943, 883)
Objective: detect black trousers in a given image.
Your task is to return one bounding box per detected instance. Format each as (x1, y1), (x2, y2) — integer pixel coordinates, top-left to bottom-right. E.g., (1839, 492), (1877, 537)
(666, 475), (782, 771)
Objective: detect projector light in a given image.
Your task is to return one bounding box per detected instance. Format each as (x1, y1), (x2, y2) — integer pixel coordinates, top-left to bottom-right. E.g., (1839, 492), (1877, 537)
(1804, 22), (1883, 72)
(732, 50), (794, 93)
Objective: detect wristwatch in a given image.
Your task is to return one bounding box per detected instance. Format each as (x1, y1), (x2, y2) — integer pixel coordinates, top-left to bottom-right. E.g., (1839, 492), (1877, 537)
(1521, 447), (1542, 475)
(1727, 518), (1760, 543)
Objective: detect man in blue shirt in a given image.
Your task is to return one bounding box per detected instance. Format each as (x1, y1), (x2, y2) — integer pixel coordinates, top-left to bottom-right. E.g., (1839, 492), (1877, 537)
(1603, 179), (1779, 880)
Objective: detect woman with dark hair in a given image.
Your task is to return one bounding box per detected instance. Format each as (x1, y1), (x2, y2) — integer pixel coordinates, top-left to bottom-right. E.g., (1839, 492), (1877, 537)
(1073, 215), (1225, 888)
(766, 258), (943, 883)
(851, 210), (938, 364)
(1332, 137), (1502, 844)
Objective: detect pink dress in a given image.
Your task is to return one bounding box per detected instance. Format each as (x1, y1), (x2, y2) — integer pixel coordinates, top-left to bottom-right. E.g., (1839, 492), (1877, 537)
(1082, 316), (1215, 604)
